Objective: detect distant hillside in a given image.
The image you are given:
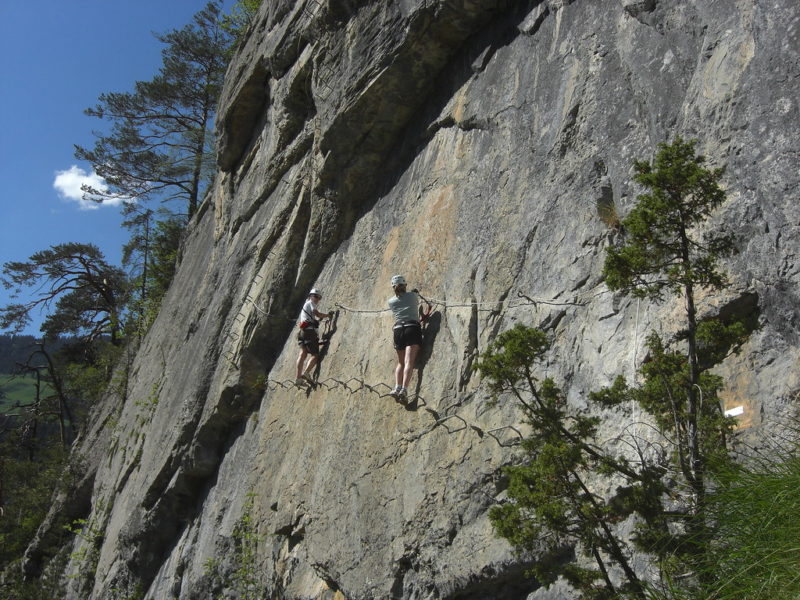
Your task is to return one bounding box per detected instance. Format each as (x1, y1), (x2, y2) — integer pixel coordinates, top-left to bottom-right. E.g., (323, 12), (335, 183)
(0, 374), (44, 410)
(0, 334), (73, 373)
(0, 335), (44, 373)
(0, 336), (47, 411)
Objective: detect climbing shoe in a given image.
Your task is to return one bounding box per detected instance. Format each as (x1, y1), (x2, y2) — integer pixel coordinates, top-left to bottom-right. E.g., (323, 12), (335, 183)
(397, 387), (408, 403)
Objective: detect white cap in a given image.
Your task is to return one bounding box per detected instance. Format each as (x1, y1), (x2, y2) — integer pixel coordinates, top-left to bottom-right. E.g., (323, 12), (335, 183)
(391, 275), (406, 287)
(309, 288), (323, 298)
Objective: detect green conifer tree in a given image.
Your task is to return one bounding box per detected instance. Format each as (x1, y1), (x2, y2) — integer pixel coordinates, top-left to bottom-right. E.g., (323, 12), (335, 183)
(1, 243), (128, 345)
(478, 325), (654, 600)
(481, 139), (748, 598)
(602, 138), (745, 571)
(75, 1), (232, 217)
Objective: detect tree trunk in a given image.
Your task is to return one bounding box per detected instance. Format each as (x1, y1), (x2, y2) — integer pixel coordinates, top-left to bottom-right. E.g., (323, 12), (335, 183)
(188, 92), (212, 217)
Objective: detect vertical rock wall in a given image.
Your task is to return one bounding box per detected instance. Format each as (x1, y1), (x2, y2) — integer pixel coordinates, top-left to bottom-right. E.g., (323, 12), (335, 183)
(29, 0), (799, 598)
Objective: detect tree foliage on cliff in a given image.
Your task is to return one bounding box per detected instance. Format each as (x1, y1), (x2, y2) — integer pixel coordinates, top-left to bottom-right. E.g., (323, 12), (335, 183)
(477, 325), (655, 599)
(1, 243), (127, 345)
(483, 139), (749, 598)
(603, 138), (733, 300)
(0, 4), (259, 595)
(601, 138), (744, 566)
(0, 434), (68, 563)
(0, 242), (126, 470)
(75, 1), (233, 217)
(122, 206), (186, 333)
(221, 0), (263, 49)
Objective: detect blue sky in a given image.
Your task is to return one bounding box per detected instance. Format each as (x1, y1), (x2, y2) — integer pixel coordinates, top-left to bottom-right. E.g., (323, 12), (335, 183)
(0, 1), (234, 335)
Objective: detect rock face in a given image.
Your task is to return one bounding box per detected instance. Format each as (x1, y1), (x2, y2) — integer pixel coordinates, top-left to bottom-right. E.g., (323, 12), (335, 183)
(29, 0), (800, 598)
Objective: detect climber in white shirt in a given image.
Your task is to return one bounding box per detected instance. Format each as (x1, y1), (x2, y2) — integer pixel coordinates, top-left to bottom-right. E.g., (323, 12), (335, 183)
(296, 288), (332, 385)
(387, 275), (429, 402)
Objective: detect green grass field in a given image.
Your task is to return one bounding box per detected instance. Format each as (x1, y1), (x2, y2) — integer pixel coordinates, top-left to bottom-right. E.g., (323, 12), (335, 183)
(0, 374), (51, 411)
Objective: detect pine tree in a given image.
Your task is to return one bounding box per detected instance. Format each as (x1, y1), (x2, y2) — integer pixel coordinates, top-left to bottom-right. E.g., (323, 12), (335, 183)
(603, 139), (739, 505)
(0, 243), (128, 345)
(481, 139), (748, 597)
(75, 1), (232, 216)
(478, 325), (653, 600)
(222, 0), (263, 50)
(122, 207), (186, 333)
(601, 137), (746, 583)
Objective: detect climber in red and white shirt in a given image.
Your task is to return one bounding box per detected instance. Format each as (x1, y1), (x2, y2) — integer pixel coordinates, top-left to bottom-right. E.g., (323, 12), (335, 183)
(296, 288), (333, 385)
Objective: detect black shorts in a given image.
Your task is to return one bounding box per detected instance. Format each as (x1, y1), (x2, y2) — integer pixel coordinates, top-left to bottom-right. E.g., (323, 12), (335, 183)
(297, 327), (320, 355)
(393, 321), (422, 350)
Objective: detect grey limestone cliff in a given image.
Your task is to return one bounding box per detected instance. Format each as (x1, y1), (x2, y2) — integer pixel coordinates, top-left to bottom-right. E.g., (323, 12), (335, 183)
(26, 0), (800, 598)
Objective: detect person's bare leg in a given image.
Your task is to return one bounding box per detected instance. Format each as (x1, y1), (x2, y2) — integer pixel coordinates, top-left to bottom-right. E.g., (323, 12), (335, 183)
(402, 344), (421, 390)
(296, 348), (308, 379)
(395, 348), (406, 389)
(303, 354), (318, 377)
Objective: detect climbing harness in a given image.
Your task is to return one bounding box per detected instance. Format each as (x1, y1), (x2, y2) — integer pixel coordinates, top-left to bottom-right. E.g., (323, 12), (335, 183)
(300, 304), (319, 329)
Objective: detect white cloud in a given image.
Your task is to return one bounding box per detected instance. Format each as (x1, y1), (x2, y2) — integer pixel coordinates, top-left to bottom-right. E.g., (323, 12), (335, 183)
(53, 165), (122, 210)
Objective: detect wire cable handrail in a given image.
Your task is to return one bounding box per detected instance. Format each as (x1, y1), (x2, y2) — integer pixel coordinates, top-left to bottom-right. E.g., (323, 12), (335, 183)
(333, 289), (608, 316)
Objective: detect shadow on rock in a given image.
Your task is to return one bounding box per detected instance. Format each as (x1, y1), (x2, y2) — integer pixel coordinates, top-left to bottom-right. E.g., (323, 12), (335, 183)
(407, 311), (442, 410)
